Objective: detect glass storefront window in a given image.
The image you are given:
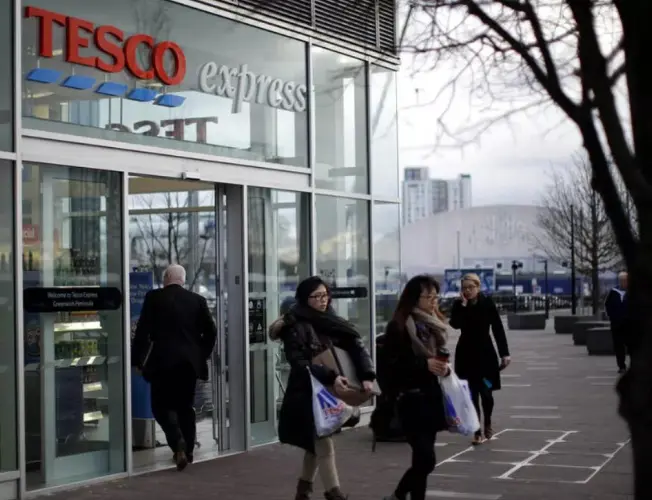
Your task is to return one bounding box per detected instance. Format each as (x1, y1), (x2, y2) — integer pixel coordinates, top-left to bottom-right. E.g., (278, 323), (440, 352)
(22, 164), (125, 488)
(0, 161), (16, 471)
(0, 0), (13, 151)
(22, 0), (308, 167)
(315, 195), (371, 347)
(247, 187), (310, 445)
(373, 202), (400, 336)
(370, 66), (398, 198)
(312, 47), (368, 194)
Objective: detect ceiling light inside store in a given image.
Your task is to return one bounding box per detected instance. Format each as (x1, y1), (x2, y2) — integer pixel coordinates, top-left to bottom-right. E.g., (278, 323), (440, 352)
(29, 91), (55, 99)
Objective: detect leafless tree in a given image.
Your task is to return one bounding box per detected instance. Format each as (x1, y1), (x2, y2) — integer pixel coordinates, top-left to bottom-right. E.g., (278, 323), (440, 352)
(533, 154), (620, 312)
(130, 192), (213, 290)
(400, 2), (651, 497)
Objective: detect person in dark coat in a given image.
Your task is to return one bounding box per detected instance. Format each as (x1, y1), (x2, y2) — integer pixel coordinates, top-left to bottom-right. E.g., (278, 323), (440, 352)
(131, 264), (217, 470)
(449, 273), (510, 445)
(268, 276), (376, 500)
(382, 275), (451, 500)
(604, 271), (630, 373)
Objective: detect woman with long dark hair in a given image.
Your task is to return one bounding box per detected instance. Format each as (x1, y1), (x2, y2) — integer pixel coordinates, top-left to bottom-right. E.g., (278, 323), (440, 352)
(382, 275), (450, 500)
(450, 273), (510, 445)
(269, 276), (376, 500)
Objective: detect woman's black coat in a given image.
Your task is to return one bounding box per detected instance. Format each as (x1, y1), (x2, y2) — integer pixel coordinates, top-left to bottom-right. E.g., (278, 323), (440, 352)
(449, 294), (509, 390)
(276, 313), (375, 454)
(382, 319), (448, 433)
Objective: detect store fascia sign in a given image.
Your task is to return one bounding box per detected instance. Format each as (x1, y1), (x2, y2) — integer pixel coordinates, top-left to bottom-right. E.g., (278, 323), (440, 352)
(24, 6), (307, 113)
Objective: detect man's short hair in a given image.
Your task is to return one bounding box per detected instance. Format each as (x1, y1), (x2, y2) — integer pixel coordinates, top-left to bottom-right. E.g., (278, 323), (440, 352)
(164, 264), (186, 285)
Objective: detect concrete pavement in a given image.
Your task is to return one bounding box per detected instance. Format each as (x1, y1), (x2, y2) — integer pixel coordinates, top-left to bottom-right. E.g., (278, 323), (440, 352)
(42, 319), (634, 500)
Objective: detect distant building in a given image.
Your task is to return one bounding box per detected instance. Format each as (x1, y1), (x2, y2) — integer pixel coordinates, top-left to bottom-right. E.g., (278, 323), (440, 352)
(395, 204), (559, 275)
(402, 168), (472, 225)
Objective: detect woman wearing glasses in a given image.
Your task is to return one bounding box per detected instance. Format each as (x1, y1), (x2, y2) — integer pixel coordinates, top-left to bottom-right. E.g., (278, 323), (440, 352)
(269, 276), (376, 500)
(382, 275), (450, 500)
(450, 273), (511, 445)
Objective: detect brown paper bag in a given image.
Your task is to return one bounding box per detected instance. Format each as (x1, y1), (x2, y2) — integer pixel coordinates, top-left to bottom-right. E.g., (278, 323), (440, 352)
(312, 346), (380, 407)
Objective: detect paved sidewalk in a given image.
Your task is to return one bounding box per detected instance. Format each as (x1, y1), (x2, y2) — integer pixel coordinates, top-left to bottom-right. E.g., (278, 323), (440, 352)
(45, 321), (634, 500)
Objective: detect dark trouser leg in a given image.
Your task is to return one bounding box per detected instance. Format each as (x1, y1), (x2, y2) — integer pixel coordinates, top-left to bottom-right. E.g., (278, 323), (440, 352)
(175, 368), (198, 456)
(468, 380), (482, 435)
(612, 327), (627, 370)
(479, 384), (495, 427)
(150, 377), (184, 454)
(394, 395), (437, 500)
(394, 429), (436, 500)
(150, 363), (197, 454)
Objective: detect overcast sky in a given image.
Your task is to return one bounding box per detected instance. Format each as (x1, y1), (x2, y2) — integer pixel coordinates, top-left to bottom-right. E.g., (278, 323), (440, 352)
(396, 57), (586, 207)
(399, 21), (592, 205)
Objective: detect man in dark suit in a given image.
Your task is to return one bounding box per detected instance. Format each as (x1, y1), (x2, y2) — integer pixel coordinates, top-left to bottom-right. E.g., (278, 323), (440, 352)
(604, 271), (629, 374)
(132, 264), (217, 470)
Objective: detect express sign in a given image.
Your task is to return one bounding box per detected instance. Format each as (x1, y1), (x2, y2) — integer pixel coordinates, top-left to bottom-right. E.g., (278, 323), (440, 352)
(25, 7), (186, 86)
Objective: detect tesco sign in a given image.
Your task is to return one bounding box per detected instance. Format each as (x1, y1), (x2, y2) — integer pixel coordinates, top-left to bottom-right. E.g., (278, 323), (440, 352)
(25, 6), (309, 114)
(25, 6), (186, 86)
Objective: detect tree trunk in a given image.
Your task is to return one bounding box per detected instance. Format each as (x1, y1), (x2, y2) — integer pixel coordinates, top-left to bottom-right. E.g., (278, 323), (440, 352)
(590, 195), (600, 316)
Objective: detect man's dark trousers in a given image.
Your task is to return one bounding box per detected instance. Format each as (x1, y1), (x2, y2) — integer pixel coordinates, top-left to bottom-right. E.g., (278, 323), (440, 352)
(611, 324), (627, 371)
(150, 361), (197, 456)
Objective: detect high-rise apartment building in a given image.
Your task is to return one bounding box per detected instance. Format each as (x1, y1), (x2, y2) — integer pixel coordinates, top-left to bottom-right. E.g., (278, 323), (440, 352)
(402, 168), (472, 225)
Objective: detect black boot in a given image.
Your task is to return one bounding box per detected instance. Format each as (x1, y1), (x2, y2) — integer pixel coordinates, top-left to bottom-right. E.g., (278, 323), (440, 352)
(324, 487), (348, 500)
(295, 479), (313, 500)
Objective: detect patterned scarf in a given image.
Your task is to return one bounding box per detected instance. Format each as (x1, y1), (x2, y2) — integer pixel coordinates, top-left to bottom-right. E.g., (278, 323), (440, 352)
(405, 308), (448, 358)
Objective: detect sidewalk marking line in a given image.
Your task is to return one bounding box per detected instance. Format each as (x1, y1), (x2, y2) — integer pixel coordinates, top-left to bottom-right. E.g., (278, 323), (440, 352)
(497, 430), (577, 480)
(527, 367), (559, 370)
(509, 415), (562, 419)
(525, 463), (597, 470)
(426, 491), (502, 499)
(435, 429), (510, 467)
(591, 382), (615, 386)
(501, 428), (569, 434)
(431, 473), (470, 479)
(575, 439), (630, 484)
(502, 384), (532, 387)
(502, 374), (522, 378)
(586, 375), (616, 379)
(511, 406), (559, 410)
(450, 458), (519, 466)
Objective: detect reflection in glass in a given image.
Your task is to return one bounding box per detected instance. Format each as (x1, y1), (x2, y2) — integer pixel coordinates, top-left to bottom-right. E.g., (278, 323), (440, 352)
(370, 67), (399, 198)
(22, 164), (125, 488)
(312, 47), (368, 193)
(315, 195), (371, 348)
(0, 0), (12, 151)
(22, 0), (308, 167)
(373, 202), (401, 336)
(247, 187), (310, 445)
(0, 161), (16, 471)
(128, 176), (222, 457)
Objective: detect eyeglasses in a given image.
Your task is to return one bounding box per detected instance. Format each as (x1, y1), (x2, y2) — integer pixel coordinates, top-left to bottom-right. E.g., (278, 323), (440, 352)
(462, 285), (477, 291)
(420, 294), (439, 301)
(309, 292), (330, 301)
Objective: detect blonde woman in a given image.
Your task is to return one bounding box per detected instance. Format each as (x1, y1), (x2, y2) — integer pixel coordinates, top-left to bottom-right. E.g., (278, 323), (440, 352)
(449, 273), (510, 444)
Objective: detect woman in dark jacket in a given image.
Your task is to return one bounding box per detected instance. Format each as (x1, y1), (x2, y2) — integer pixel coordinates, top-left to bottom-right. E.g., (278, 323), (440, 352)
(382, 275), (451, 500)
(269, 276), (376, 500)
(449, 273), (511, 445)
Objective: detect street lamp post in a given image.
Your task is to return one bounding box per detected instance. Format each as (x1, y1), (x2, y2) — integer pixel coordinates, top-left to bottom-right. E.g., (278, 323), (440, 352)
(539, 258), (549, 319)
(511, 260), (523, 313)
(570, 204), (577, 315)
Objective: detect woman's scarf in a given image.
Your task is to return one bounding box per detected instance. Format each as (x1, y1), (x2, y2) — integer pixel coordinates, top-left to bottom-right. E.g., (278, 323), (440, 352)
(268, 302), (361, 342)
(291, 303), (361, 341)
(405, 308), (448, 358)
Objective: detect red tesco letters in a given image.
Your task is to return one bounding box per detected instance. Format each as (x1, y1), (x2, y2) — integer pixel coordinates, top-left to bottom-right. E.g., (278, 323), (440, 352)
(25, 6), (186, 86)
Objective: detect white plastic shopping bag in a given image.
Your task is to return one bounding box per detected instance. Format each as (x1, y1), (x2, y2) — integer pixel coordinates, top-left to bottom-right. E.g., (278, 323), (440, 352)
(309, 369), (354, 437)
(439, 372), (481, 436)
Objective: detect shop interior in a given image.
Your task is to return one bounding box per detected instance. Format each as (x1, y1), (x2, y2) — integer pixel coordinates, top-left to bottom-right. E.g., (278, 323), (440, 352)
(22, 170), (234, 487)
